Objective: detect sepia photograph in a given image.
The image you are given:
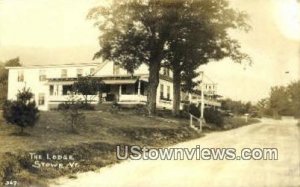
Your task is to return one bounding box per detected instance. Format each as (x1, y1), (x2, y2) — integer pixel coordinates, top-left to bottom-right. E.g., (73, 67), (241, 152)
(0, 0), (299, 186)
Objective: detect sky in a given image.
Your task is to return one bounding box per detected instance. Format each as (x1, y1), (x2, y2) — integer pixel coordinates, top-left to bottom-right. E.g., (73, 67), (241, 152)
(0, 0), (299, 102)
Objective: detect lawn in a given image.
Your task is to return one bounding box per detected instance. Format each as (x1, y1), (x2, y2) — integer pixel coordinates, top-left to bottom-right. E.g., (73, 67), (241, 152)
(0, 109), (260, 186)
(0, 110), (200, 186)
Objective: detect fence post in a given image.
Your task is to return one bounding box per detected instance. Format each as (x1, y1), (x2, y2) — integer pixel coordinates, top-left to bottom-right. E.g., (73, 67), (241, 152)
(190, 114), (193, 128)
(199, 118), (202, 132)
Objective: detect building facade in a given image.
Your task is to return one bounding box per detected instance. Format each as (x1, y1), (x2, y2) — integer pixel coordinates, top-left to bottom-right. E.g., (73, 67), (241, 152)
(6, 61), (220, 111)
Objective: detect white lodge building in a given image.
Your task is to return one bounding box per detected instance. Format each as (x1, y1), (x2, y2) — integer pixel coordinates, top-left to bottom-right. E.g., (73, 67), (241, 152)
(6, 61), (221, 111)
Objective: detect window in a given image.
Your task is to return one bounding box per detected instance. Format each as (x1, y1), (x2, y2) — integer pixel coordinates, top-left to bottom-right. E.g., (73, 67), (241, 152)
(38, 93), (45, 106)
(113, 63), (120, 75)
(77, 69), (83, 77)
(90, 68), (95, 75)
(163, 68), (170, 77)
(121, 85), (127, 94)
(167, 86), (170, 100)
(62, 85), (73, 95)
(160, 84), (164, 99)
(39, 70), (46, 81)
(61, 69), (67, 78)
(49, 85), (54, 96)
(17, 70), (24, 82)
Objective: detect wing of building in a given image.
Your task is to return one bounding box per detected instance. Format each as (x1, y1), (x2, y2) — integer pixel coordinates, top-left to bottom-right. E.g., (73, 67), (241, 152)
(5, 61), (221, 111)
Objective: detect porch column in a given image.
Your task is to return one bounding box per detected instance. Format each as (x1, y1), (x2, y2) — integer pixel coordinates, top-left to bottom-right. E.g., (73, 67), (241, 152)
(119, 85), (122, 101)
(137, 80), (141, 102)
(137, 80), (141, 96)
(58, 85), (63, 96)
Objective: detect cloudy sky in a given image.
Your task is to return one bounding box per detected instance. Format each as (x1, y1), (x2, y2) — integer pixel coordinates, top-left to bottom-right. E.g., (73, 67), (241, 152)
(0, 0), (299, 102)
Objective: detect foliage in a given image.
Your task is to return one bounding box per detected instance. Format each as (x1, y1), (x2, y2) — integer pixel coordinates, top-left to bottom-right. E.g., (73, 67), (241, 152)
(269, 86), (291, 117)
(88, 0), (251, 115)
(134, 104), (151, 116)
(189, 104), (201, 118)
(59, 94), (86, 133)
(204, 108), (224, 127)
(182, 103), (224, 126)
(287, 81), (300, 117)
(109, 101), (121, 114)
(256, 98), (272, 117)
(2, 87), (39, 134)
(73, 76), (102, 105)
(88, 0), (184, 114)
(254, 81), (300, 118)
(58, 102), (95, 111)
(0, 57), (21, 106)
(223, 117), (260, 130)
(221, 99), (253, 115)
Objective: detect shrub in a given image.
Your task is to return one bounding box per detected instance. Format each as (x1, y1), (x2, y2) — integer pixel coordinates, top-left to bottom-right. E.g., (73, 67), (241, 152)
(189, 104), (200, 118)
(134, 104), (150, 116)
(181, 103), (200, 118)
(58, 102), (95, 111)
(59, 94), (86, 133)
(2, 88), (39, 134)
(181, 104), (224, 126)
(204, 108), (224, 127)
(109, 101), (121, 114)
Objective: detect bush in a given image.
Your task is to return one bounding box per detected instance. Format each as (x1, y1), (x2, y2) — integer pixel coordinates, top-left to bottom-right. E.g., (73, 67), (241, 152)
(2, 88), (39, 134)
(181, 104), (224, 126)
(204, 108), (224, 126)
(189, 104), (200, 118)
(58, 94), (86, 133)
(134, 104), (150, 116)
(58, 102), (95, 111)
(180, 103), (200, 118)
(109, 101), (121, 114)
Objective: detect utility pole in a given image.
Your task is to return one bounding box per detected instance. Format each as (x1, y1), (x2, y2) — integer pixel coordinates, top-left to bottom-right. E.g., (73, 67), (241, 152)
(200, 71), (205, 131)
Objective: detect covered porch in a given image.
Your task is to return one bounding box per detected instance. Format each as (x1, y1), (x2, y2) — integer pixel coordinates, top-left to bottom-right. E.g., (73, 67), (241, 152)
(101, 77), (148, 104)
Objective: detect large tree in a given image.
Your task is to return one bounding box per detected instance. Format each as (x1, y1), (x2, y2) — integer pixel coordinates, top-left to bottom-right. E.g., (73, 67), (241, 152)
(269, 86), (291, 117)
(164, 0), (251, 116)
(88, 0), (194, 114)
(88, 0), (250, 115)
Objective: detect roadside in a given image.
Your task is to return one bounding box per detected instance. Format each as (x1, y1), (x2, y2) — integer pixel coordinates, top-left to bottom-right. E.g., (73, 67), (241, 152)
(50, 118), (300, 187)
(0, 110), (259, 186)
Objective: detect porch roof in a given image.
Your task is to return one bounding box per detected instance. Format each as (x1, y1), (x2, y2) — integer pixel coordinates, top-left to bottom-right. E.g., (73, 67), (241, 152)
(46, 76), (141, 85)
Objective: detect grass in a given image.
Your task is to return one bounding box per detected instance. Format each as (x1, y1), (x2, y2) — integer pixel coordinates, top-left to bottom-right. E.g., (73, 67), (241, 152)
(0, 109), (260, 186)
(0, 110), (200, 186)
(223, 116), (260, 130)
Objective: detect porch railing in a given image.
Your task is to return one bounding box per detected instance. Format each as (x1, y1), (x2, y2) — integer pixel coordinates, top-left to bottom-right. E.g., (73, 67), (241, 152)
(119, 94), (147, 103)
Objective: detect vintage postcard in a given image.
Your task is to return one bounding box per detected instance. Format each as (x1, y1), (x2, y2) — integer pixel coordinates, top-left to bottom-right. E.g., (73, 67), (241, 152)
(0, 0), (299, 187)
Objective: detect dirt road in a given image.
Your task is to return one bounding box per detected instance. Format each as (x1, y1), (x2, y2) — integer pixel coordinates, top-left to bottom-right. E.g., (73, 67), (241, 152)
(51, 118), (300, 187)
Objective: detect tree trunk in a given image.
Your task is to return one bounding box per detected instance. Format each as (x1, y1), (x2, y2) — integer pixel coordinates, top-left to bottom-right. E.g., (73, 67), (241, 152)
(147, 61), (161, 115)
(172, 67), (181, 116)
